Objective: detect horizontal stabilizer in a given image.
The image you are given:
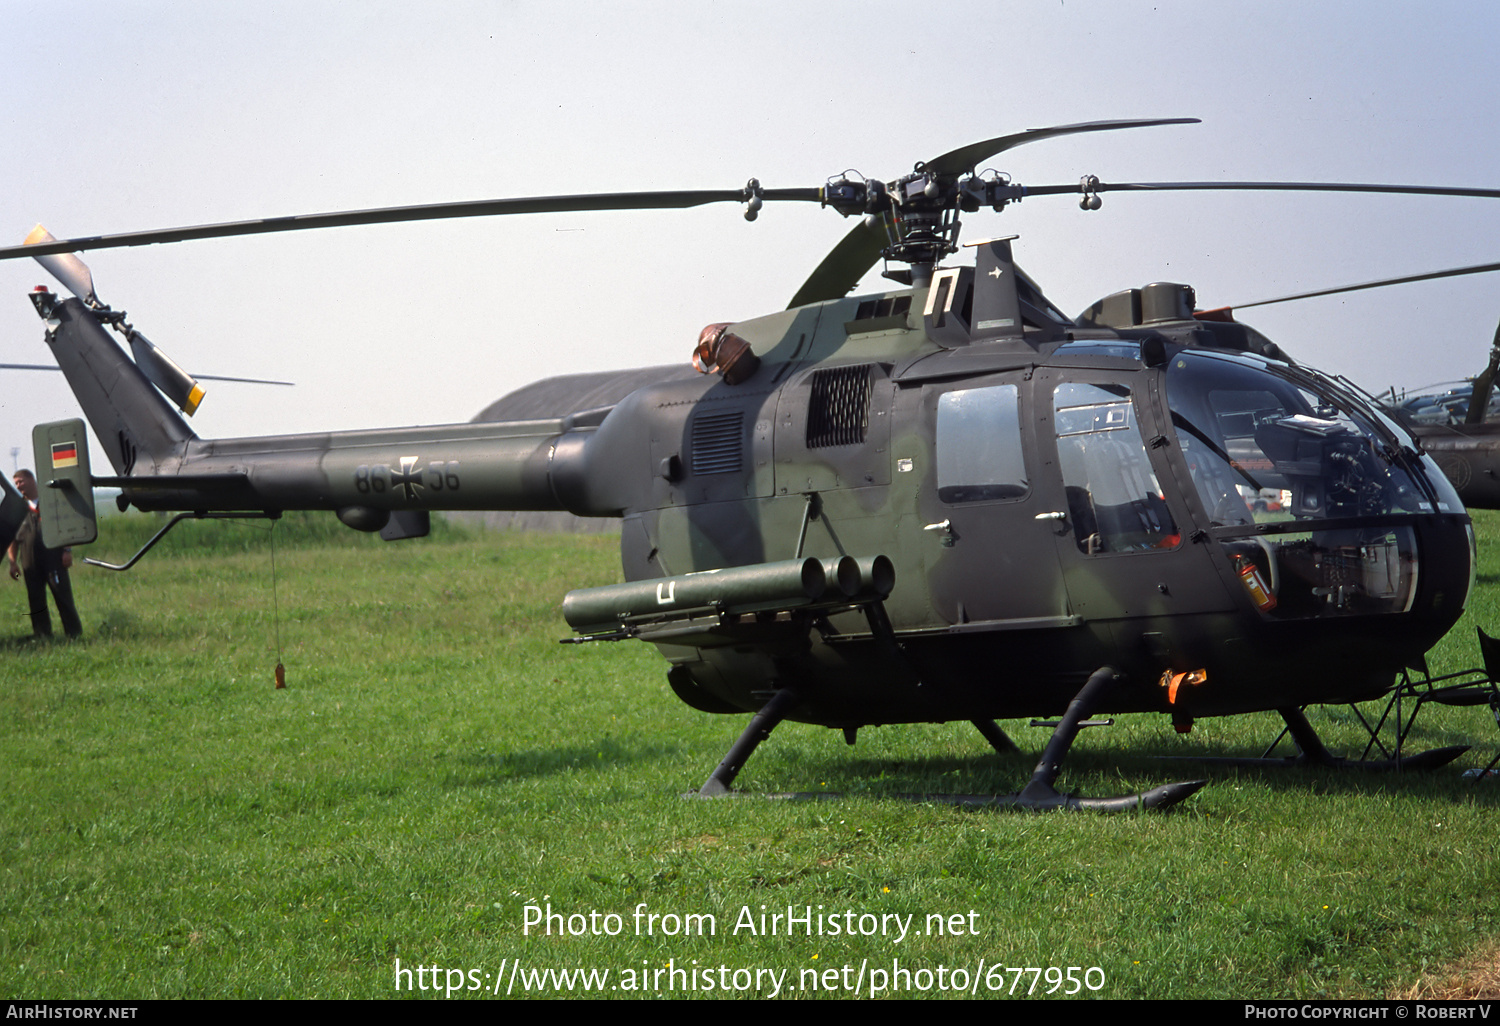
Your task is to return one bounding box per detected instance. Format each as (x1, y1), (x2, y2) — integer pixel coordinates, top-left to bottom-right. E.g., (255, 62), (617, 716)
(32, 418), (97, 548)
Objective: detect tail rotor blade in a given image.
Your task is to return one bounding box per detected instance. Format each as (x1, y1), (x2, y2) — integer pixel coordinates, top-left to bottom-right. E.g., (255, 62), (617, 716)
(0, 363), (291, 387)
(128, 331), (206, 416)
(25, 225), (99, 305)
(22, 226), (207, 414)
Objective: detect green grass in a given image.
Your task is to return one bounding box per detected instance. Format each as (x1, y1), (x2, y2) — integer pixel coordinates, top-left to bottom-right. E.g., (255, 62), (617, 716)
(2, 512), (1499, 999)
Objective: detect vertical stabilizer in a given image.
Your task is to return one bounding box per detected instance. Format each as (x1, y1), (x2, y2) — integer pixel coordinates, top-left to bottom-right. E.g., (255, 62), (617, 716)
(34, 293), (195, 475)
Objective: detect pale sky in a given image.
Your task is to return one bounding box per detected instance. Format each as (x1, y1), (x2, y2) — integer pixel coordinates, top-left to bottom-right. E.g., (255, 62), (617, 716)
(4, 0), (1500, 471)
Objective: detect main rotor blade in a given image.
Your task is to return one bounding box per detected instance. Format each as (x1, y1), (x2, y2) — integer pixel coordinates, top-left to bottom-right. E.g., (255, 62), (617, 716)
(0, 363), (293, 386)
(0, 188), (822, 261)
(923, 117), (1201, 176)
(1023, 179), (1500, 201)
(1234, 259), (1500, 309)
(787, 217), (890, 309)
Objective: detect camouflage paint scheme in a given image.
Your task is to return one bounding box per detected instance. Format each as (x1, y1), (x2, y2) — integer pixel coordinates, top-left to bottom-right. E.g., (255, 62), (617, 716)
(28, 235), (1474, 740)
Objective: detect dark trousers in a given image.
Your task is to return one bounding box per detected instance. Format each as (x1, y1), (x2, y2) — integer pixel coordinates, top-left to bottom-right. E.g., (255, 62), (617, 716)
(24, 565), (81, 638)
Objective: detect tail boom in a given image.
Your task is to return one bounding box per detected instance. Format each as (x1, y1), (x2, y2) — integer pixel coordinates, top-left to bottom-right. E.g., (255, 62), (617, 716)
(121, 419), (582, 515)
(34, 290), (632, 520)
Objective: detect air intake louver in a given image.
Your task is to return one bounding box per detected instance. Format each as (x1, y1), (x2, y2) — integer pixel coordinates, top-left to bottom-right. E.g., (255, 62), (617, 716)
(691, 410), (744, 475)
(806, 365), (872, 448)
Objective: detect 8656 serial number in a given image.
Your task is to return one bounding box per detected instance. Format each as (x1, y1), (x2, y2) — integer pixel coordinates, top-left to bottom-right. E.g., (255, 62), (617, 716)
(353, 460), (460, 495)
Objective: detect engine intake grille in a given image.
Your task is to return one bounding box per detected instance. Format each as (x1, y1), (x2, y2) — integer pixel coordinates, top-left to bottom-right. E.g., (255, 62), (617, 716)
(807, 365), (872, 448)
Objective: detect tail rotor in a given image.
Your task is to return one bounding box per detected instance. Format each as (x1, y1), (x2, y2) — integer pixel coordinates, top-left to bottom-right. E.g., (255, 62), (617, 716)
(25, 225), (207, 417)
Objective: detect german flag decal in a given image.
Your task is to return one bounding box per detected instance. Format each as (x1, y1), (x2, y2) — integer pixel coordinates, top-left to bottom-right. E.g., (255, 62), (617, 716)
(51, 441), (79, 469)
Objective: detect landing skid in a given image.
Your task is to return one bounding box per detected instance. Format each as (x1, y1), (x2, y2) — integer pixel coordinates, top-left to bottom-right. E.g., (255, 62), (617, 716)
(694, 666), (1206, 812)
(988, 666), (1205, 811)
(1162, 706), (1470, 772)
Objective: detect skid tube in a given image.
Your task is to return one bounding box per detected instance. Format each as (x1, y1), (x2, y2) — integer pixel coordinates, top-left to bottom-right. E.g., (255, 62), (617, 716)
(1159, 706), (1469, 773)
(974, 666), (1206, 811)
(692, 667), (1205, 812)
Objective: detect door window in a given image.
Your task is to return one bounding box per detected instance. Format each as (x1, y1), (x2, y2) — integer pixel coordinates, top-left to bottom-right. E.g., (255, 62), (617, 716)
(935, 384), (1028, 503)
(1053, 381), (1178, 553)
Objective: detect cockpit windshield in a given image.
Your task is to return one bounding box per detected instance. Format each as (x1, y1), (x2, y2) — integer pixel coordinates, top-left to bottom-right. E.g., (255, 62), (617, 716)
(1166, 350), (1436, 525)
(1165, 350), (1461, 620)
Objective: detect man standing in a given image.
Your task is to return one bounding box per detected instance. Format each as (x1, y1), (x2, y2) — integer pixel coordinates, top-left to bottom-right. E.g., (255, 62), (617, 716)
(7, 469), (82, 639)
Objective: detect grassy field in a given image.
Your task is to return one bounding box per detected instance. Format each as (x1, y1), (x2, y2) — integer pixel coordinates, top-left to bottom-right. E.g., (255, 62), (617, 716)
(2, 511), (1498, 1000)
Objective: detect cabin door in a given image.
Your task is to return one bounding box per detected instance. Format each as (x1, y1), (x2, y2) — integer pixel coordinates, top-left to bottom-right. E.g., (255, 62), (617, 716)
(902, 372), (1073, 628)
(1032, 368), (1200, 622)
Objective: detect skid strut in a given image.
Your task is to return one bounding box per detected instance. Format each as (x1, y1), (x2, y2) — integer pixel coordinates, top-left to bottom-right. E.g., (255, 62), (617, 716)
(1273, 706), (1467, 771)
(698, 688), (801, 797)
(1161, 706), (1470, 772)
(985, 666), (1206, 811)
(972, 718), (1020, 755)
(694, 670), (1204, 811)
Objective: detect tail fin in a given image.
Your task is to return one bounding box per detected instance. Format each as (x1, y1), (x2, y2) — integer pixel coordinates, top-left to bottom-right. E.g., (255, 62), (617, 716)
(33, 291), (195, 475)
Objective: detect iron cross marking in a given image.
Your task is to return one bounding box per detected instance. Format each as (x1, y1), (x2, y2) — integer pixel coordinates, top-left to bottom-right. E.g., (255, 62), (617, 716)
(391, 456), (423, 501)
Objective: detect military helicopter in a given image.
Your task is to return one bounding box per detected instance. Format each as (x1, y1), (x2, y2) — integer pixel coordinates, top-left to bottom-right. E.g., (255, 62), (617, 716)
(4, 118), (1496, 810)
(1381, 333), (1500, 509)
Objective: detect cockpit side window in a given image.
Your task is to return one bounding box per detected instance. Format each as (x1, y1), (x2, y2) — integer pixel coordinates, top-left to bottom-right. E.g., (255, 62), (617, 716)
(1053, 381), (1178, 554)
